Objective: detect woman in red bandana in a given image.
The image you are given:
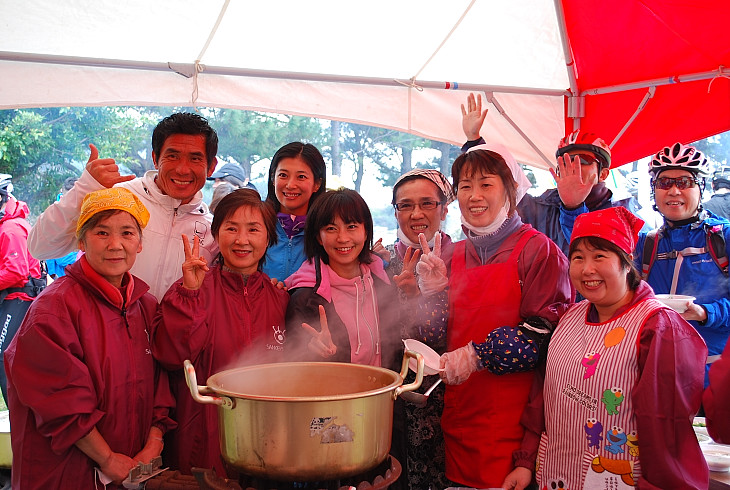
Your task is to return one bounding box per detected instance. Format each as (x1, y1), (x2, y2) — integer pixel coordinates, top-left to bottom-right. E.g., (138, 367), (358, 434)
(503, 207), (708, 490)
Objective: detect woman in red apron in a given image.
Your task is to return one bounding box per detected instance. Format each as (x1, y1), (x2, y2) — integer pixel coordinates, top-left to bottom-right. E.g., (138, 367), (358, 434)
(415, 144), (573, 488)
(503, 207), (708, 489)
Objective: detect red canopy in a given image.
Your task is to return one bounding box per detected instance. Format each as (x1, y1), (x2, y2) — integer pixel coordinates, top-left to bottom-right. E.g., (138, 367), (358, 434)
(564, 1), (730, 167)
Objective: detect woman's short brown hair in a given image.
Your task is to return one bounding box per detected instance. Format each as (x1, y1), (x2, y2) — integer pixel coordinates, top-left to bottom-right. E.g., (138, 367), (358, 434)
(451, 150), (518, 215)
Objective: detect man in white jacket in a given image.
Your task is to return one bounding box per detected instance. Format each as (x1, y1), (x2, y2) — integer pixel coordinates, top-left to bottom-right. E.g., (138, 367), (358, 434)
(29, 113), (219, 301)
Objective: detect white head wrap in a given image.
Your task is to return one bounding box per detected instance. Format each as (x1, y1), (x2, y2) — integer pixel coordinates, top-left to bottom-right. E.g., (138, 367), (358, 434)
(465, 143), (532, 204)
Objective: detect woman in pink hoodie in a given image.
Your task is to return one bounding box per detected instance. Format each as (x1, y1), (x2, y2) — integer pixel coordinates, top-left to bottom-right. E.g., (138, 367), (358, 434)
(285, 188), (403, 371)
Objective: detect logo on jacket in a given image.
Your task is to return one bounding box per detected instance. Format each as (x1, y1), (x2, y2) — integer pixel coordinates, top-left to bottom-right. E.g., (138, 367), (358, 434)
(272, 325), (286, 345)
(194, 221), (208, 246)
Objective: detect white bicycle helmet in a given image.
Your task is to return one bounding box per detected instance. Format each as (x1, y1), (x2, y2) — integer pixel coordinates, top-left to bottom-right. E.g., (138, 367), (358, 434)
(0, 174), (13, 196)
(649, 142), (710, 177)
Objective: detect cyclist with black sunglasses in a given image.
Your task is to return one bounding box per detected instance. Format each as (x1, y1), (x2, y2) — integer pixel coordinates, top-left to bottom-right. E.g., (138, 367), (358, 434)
(562, 142), (730, 389)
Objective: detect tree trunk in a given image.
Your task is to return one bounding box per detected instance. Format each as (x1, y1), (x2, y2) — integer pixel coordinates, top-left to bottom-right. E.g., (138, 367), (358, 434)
(331, 121), (342, 176)
(438, 142), (451, 176)
(354, 154), (365, 192)
(401, 142), (413, 175)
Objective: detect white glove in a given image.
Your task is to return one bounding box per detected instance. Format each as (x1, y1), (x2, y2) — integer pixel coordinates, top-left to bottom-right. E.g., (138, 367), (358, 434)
(439, 342), (479, 385)
(415, 233), (448, 296)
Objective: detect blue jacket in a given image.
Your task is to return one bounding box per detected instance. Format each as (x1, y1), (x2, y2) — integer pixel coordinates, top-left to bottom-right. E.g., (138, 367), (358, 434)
(261, 220), (307, 282)
(562, 206), (730, 383)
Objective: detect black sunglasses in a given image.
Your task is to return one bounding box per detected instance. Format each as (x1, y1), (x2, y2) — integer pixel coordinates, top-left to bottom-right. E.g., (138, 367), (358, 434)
(653, 176), (698, 190)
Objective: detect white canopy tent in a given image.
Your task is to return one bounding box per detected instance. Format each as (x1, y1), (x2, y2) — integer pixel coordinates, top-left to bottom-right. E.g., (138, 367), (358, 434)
(1, 0), (728, 170)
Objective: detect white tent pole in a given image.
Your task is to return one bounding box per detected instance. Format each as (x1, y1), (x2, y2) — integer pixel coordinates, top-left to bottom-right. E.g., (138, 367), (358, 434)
(553, 0), (579, 132)
(581, 68), (726, 96)
(609, 86), (656, 149)
(410, 0), (476, 81)
(0, 52), (569, 97)
(486, 92), (555, 169)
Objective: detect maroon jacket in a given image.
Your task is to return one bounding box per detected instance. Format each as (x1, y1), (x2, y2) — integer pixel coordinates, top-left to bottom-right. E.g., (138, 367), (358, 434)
(152, 264), (289, 475)
(516, 281), (708, 489)
(5, 257), (175, 490)
(705, 340), (730, 444)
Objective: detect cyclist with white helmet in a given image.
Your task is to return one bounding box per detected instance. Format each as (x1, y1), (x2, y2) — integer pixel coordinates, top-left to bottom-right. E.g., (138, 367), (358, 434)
(461, 92), (643, 255)
(0, 174), (45, 403)
(561, 142), (730, 388)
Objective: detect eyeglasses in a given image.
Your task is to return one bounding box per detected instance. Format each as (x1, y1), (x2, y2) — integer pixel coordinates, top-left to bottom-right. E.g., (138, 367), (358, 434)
(393, 200), (443, 212)
(653, 176), (698, 190)
(568, 154), (601, 167)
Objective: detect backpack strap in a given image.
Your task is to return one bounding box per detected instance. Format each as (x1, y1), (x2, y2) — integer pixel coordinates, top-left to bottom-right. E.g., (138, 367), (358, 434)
(706, 224), (729, 276)
(641, 228), (662, 279)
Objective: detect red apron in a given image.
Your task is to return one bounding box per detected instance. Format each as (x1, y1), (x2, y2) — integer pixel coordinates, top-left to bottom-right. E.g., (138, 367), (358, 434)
(442, 227), (537, 488)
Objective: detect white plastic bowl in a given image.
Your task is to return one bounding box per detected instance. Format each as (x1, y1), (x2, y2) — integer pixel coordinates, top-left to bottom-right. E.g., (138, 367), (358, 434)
(655, 294), (696, 313)
(702, 444), (730, 472)
(403, 339), (443, 375)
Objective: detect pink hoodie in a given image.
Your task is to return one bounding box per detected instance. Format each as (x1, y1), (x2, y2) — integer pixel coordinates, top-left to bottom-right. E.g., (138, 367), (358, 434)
(286, 255), (391, 366)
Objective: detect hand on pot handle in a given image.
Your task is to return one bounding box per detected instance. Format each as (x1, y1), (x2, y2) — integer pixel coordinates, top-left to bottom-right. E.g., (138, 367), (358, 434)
(416, 233), (448, 296)
(439, 342), (479, 385)
(302, 305), (337, 358)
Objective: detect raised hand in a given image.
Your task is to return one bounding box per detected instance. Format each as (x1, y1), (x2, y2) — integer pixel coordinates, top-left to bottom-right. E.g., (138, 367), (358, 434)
(551, 153), (595, 209)
(415, 233), (448, 296)
(180, 234), (209, 290)
(372, 237), (390, 262)
(461, 92), (488, 141)
(85, 144), (136, 188)
(393, 246), (422, 298)
(301, 305), (337, 359)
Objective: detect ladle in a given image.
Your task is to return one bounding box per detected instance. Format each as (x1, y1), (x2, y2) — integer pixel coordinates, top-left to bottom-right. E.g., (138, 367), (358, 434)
(400, 378), (443, 408)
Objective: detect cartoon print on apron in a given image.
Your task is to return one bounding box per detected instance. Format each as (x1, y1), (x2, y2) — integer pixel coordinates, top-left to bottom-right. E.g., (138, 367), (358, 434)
(536, 298), (664, 489)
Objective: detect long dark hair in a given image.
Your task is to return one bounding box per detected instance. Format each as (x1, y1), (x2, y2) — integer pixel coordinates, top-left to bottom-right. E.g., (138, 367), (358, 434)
(569, 236), (641, 290)
(265, 142), (327, 213)
(304, 189), (373, 265)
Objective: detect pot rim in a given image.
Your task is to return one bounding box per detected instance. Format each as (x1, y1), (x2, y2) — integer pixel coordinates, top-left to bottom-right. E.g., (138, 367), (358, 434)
(205, 361), (404, 402)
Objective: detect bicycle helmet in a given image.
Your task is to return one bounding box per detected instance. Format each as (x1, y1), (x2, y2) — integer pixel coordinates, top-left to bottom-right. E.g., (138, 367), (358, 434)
(649, 142), (710, 177)
(0, 174), (13, 196)
(555, 130), (611, 169)
(713, 166), (730, 191)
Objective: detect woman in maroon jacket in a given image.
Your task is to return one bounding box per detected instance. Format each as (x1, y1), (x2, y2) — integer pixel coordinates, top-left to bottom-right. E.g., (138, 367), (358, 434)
(5, 188), (176, 489)
(152, 189), (289, 476)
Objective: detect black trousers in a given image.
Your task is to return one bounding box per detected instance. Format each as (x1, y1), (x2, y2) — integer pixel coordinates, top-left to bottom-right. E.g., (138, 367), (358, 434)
(0, 297), (33, 405)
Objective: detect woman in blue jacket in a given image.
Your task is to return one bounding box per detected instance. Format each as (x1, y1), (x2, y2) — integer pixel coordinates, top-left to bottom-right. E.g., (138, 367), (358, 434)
(262, 142), (326, 281)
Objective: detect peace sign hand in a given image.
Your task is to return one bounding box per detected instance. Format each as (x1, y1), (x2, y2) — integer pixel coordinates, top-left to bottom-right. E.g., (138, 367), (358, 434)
(393, 246), (422, 298)
(550, 153), (596, 209)
(301, 305), (337, 358)
(415, 233), (449, 296)
(181, 234), (209, 290)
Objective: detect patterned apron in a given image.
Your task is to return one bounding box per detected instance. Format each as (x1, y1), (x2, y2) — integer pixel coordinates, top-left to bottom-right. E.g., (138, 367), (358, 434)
(536, 298), (664, 489)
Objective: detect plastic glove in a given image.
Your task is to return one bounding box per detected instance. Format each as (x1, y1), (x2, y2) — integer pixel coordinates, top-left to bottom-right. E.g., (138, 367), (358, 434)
(439, 342), (479, 385)
(415, 233), (448, 296)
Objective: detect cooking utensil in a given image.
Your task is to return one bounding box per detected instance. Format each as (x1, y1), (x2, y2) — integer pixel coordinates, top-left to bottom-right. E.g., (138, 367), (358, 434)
(403, 339), (443, 375)
(400, 378), (442, 408)
(184, 350), (424, 481)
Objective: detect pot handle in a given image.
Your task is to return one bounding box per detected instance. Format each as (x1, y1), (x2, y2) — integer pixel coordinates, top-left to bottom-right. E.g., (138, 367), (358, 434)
(183, 360), (234, 409)
(394, 350), (424, 399)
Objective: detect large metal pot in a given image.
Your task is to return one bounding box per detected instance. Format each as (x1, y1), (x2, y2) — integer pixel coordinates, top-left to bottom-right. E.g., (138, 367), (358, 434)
(184, 351), (424, 481)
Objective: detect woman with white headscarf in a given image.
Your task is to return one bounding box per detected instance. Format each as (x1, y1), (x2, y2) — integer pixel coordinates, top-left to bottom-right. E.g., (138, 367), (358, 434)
(414, 144), (573, 489)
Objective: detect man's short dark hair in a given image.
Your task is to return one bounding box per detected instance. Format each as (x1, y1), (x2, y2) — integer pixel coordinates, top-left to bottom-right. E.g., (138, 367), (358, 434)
(152, 113), (218, 169)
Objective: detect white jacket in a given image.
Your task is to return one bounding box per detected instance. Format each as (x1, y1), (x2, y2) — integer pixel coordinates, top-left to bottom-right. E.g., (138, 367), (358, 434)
(29, 169), (218, 301)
